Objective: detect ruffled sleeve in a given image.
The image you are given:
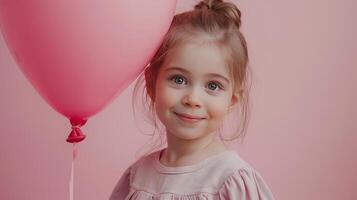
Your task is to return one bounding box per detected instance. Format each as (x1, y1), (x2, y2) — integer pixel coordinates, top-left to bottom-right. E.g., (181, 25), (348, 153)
(218, 167), (275, 200)
(109, 166), (131, 200)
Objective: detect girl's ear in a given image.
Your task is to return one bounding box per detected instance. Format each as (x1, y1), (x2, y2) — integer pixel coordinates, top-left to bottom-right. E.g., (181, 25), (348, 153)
(228, 89), (243, 113)
(228, 93), (238, 113)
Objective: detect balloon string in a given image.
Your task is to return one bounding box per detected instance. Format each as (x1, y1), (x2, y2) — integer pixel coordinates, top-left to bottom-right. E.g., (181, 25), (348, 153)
(69, 143), (78, 200)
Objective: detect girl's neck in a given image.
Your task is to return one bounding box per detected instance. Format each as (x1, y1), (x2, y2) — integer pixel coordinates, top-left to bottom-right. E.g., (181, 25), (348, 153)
(160, 138), (228, 167)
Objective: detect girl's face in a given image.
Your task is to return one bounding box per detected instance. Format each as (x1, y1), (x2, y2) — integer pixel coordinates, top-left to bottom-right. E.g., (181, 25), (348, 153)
(154, 43), (238, 141)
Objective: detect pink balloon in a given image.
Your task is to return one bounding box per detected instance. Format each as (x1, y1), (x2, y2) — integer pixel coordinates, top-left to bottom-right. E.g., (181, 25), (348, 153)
(0, 0), (177, 143)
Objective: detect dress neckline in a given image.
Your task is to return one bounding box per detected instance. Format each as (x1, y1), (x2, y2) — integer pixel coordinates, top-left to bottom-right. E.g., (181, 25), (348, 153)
(153, 148), (236, 174)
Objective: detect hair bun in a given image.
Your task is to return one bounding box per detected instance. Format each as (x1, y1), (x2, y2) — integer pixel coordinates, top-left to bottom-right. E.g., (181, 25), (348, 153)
(194, 0), (242, 29)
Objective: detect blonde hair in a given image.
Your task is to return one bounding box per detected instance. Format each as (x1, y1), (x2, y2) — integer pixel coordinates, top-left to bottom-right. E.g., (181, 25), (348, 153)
(131, 0), (252, 159)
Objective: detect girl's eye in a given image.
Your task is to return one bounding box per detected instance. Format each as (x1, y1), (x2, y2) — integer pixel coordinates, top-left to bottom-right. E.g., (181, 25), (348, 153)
(169, 75), (187, 85)
(207, 82), (223, 91)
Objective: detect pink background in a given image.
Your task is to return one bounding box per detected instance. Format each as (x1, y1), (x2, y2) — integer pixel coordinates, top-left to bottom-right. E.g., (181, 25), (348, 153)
(1, 0), (356, 199)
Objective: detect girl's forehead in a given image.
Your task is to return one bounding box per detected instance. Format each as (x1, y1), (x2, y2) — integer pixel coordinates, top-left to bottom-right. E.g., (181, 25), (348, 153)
(163, 43), (231, 79)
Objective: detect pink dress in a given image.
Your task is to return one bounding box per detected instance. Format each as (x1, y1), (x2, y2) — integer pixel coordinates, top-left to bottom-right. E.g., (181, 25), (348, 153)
(109, 148), (275, 200)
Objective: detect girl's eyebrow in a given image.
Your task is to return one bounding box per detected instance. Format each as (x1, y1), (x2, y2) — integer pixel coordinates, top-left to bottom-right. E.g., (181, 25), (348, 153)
(164, 66), (230, 84)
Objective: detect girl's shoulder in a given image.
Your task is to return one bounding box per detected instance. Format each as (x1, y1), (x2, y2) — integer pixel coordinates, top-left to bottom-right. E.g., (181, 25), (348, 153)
(123, 149), (164, 179)
(217, 165), (276, 199)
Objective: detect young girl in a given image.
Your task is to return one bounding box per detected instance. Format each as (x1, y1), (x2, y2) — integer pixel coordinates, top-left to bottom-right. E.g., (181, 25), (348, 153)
(110, 0), (275, 199)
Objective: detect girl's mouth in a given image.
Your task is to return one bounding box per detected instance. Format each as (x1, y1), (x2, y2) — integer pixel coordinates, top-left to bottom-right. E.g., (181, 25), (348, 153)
(174, 112), (205, 123)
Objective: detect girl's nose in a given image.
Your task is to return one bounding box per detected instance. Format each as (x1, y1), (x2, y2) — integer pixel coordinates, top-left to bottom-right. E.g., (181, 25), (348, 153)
(182, 87), (202, 108)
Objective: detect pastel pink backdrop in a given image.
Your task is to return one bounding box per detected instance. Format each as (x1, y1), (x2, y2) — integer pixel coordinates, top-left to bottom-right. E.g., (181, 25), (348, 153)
(1, 0), (356, 199)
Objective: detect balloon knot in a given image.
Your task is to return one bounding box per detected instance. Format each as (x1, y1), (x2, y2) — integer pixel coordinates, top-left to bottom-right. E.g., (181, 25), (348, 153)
(66, 118), (87, 143)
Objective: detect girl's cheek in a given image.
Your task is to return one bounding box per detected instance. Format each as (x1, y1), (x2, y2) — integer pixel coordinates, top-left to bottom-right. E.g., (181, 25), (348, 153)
(156, 84), (178, 105)
(162, 87), (181, 102)
(209, 99), (230, 115)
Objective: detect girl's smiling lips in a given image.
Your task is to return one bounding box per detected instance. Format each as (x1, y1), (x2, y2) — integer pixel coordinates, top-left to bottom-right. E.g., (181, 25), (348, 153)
(174, 112), (206, 123)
